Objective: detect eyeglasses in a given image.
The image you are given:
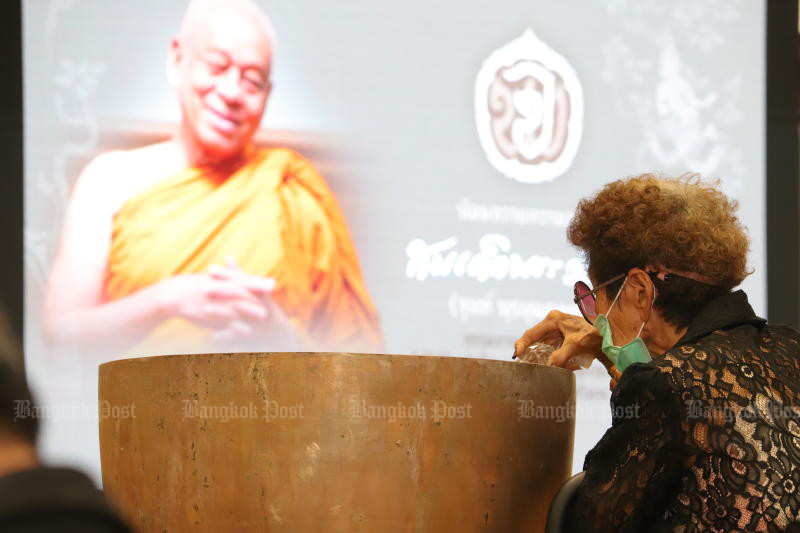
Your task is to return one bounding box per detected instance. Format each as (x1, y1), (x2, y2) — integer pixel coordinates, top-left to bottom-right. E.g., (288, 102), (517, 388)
(573, 273), (626, 324)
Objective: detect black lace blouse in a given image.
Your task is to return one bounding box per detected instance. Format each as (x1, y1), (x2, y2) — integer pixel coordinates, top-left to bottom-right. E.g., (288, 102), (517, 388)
(566, 290), (800, 532)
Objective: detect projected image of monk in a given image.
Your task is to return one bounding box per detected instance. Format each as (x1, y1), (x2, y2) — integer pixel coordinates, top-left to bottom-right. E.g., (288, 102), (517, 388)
(42, 0), (383, 356)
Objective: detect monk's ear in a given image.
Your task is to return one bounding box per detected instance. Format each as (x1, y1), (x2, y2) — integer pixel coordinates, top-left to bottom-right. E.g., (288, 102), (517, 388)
(166, 37), (182, 87)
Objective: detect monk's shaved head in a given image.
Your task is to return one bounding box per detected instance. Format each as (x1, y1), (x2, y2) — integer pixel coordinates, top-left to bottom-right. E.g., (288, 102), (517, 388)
(179, 0), (276, 63)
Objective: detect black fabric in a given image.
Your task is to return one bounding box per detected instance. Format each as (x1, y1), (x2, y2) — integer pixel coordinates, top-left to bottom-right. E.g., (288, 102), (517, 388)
(566, 290), (800, 532)
(0, 466), (130, 533)
(675, 289), (767, 345)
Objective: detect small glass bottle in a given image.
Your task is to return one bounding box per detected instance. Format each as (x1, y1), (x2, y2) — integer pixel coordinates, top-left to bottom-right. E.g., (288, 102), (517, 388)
(522, 342), (556, 365)
(518, 342), (593, 369)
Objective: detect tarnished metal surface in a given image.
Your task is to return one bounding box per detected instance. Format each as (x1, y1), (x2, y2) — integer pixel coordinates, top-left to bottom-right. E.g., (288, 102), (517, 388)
(99, 352), (575, 532)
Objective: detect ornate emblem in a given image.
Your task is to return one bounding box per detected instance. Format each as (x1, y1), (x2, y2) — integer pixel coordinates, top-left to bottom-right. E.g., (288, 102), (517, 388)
(475, 29), (584, 183)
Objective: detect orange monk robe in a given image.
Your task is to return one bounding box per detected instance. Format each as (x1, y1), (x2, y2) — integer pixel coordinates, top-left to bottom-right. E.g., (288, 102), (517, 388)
(103, 147), (383, 354)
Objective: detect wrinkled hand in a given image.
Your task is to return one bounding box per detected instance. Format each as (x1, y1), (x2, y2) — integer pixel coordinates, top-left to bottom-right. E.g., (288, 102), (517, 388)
(514, 311), (602, 362)
(514, 311), (620, 388)
(207, 259), (301, 350)
(514, 310), (601, 368)
(597, 352), (622, 391)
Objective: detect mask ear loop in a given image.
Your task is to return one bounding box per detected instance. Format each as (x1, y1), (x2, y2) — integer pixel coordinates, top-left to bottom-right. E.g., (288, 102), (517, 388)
(607, 276), (628, 316)
(636, 282), (658, 338)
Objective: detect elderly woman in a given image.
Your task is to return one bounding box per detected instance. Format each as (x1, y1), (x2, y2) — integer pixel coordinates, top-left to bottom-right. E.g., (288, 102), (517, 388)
(515, 174), (800, 532)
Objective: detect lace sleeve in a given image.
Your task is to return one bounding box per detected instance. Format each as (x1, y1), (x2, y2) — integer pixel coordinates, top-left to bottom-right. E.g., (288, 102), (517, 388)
(565, 363), (685, 533)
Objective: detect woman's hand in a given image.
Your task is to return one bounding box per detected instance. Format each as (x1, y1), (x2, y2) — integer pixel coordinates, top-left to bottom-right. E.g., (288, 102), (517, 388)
(514, 310), (622, 388)
(597, 352), (622, 391)
(513, 310), (603, 369)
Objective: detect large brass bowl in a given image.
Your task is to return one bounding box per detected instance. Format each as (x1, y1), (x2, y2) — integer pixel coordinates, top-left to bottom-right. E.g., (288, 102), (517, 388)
(99, 352), (575, 532)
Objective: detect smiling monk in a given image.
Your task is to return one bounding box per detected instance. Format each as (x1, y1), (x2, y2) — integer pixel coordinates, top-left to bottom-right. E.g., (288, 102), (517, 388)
(43, 0), (382, 356)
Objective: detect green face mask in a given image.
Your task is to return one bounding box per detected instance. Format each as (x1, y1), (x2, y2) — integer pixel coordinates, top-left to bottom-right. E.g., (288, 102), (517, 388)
(593, 277), (652, 372)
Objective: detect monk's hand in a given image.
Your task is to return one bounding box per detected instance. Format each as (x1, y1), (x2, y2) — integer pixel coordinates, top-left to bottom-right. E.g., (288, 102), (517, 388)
(157, 273), (269, 329)
(513, 310), (603, 371)
(207, 261), (301, 349)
